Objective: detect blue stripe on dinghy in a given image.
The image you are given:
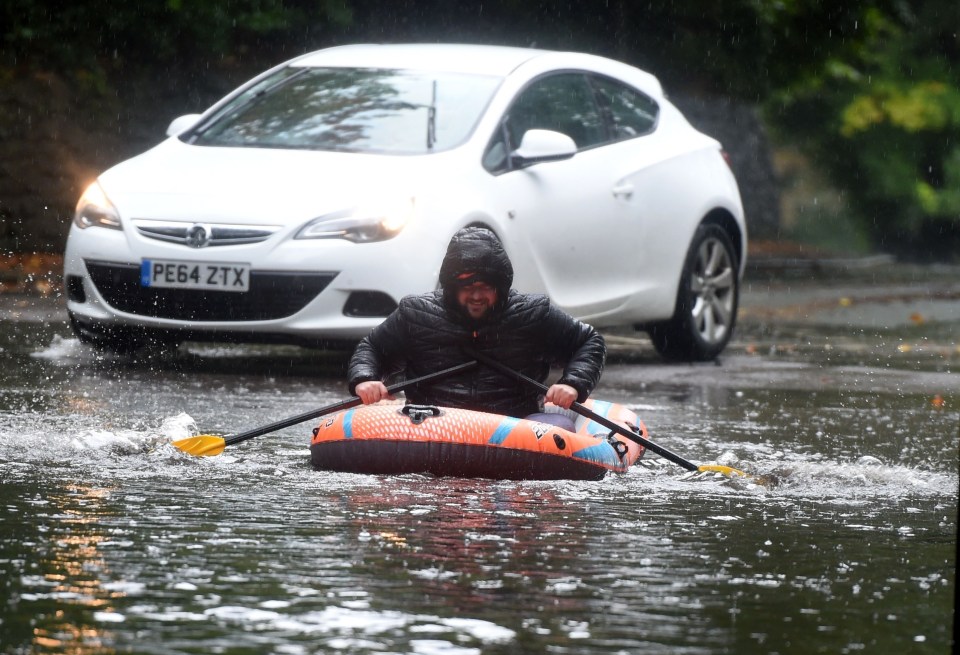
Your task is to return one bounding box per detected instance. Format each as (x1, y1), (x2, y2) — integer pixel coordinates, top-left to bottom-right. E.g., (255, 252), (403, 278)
(589, 399), (613, 418)
(583, 399), (613, 436)
(572, 442), (620, 467)
(342, 409), (355, 439)
(488, 416), (521, 445)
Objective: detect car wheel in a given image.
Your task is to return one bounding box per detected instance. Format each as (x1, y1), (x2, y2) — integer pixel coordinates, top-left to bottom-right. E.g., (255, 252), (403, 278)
(69, 313), (148, 354)
(648, 223), (739, 361)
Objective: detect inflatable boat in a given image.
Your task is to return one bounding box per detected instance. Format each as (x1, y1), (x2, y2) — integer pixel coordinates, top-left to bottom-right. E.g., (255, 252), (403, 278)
(310, 399), (647, 480)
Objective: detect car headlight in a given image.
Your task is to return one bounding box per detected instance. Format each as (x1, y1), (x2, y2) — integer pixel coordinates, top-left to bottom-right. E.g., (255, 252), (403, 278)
(74, 182), (122, 230)
(296, 198), (415, 243)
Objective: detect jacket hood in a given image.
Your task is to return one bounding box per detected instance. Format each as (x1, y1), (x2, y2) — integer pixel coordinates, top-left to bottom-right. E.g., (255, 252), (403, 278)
(438, 227), (513, 320)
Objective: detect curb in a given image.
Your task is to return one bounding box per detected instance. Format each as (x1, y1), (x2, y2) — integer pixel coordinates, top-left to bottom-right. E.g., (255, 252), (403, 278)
(745, 253), (896, 274)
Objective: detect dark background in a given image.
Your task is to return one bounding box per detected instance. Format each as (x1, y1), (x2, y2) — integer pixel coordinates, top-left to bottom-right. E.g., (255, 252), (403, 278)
(1, 0), (957, 260)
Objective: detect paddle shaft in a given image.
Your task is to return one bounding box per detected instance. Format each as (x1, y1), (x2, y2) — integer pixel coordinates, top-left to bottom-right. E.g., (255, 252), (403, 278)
(468, 350), (699, 472)
(222, 360), (478, 447)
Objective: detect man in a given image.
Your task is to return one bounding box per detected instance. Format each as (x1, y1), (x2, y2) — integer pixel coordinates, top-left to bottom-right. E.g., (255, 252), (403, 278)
(347, 227), (605, 428)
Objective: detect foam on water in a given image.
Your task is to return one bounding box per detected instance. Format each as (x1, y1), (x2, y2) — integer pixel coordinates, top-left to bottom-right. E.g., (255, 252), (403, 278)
(93, 611), (126, 623)
(759, 457), (958, 498)
(0, 411), (198, 465)
(30, 335), (105, 363)
(184, 605), (516, 646)
(627, 446), (957, 501)
(181, 343), (305, 358)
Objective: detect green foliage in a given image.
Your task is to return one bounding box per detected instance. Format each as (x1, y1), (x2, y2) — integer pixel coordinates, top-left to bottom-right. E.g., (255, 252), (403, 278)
(1, 0), (353, 75)
(767, 0), (960, 258)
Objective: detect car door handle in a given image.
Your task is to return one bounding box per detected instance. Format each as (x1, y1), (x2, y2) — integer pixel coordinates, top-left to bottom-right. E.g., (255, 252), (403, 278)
(611, 183), (634, 198)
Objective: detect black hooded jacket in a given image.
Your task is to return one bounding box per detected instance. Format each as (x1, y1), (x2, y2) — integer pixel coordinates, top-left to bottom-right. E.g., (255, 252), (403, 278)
(347, 227), (606, 418)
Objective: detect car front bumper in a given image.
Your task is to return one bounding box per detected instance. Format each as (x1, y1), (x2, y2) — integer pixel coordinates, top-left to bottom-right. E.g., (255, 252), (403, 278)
(63, 221), (440, 343)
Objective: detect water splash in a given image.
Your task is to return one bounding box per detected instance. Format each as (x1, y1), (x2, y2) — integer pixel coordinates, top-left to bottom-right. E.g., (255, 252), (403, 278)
(30, 335), (101, 363)
(187, 604), (516, 648)
(759, 456), (957, 498)
(0, 412), (198, 464)
(660, 449), (958, 499)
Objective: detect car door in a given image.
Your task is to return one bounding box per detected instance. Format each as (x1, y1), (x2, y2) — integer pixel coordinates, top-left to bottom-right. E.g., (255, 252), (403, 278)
(484, 72), (652, 321)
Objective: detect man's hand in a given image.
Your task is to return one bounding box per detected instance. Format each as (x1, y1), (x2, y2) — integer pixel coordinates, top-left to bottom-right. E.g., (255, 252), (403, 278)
(355, 381), (394, 405)
(545, 383), (578, 409)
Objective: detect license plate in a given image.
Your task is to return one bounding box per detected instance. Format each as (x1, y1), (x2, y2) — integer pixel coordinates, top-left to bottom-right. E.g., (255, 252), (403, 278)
(140, 259), (250, 292)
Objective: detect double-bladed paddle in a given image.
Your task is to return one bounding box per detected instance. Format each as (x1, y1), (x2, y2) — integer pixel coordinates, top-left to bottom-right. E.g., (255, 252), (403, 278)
(172, 360), (478, 457)
(466, 349), (755, 481)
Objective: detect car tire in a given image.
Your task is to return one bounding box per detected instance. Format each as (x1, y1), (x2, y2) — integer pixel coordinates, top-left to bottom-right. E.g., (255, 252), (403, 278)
(69, 313), (148, 355)
(648, 223), (739, 361)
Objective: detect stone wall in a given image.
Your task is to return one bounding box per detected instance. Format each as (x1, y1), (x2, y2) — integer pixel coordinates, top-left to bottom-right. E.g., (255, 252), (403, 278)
(0, 71), (222, 254)
(0, 73), (113, 253)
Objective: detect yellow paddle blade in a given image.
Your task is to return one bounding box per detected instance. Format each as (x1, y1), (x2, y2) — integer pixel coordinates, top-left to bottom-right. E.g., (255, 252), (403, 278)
(695, 464), (777, 486)
(697, 464), (750, 478)
(172, 435), (227, 457)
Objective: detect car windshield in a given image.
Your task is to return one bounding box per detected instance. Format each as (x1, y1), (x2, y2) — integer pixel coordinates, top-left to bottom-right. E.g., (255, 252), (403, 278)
(189, 67), (503, 154)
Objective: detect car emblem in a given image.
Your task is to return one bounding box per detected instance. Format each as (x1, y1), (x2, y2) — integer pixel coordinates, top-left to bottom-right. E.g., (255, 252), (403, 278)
(185, 224), (212, 248)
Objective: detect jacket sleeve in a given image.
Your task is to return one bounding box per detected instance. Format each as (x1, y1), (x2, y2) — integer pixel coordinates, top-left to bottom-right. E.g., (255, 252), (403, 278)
(546, 305), (606, 402)
(346, 302), (408, 395)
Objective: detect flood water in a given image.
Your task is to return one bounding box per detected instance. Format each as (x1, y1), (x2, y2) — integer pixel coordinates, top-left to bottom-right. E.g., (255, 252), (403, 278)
(1, 303), (957, 654)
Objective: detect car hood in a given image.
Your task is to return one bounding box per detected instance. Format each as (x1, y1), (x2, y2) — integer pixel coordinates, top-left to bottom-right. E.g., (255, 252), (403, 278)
(98, 138), (435, 224)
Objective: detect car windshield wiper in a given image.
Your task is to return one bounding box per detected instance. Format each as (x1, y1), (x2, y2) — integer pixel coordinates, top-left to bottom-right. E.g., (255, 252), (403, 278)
(382, 81), (437, 150)
(426, 80), (437, 150)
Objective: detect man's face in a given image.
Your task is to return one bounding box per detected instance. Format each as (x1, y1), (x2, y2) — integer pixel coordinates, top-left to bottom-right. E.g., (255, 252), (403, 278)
(456, 281), (498, 320)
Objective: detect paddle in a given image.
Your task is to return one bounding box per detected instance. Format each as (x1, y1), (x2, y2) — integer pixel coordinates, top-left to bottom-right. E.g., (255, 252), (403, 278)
(466, 349), (753, 480)
(172, 360), (479, 457)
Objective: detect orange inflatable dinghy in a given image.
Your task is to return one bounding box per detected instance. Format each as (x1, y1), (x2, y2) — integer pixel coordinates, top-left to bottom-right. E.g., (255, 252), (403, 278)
(310, 399), (647, 480)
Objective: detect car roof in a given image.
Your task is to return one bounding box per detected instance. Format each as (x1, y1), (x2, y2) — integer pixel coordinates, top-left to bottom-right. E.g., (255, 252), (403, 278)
(292, 43), (563, 77)
(286, 44), (664, 100)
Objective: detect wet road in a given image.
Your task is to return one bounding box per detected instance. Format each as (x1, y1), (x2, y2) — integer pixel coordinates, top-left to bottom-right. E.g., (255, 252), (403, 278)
(0, 262), (957, 654)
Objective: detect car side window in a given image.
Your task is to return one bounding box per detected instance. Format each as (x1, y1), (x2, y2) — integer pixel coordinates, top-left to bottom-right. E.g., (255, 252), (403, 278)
(506, 73), (606, 152)
(482, 73), (607, 174)
(590, 76), (659, 140)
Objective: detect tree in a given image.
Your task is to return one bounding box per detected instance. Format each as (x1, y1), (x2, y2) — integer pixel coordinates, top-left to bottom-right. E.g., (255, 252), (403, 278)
(766, 1), (960, 258)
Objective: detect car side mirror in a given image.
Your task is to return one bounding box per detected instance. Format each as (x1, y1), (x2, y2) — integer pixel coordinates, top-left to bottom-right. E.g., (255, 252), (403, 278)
(509, 129), (577, 169)
(166, 114), (203, 137)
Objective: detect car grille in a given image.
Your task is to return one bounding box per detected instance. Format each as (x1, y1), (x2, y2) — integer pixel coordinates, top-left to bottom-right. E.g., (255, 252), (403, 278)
(131, 219), (282, 246)
(85, 260), (337, 321)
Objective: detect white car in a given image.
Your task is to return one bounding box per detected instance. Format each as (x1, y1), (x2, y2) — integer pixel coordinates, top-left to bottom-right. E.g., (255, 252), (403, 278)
(65, 43), (746, 361)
